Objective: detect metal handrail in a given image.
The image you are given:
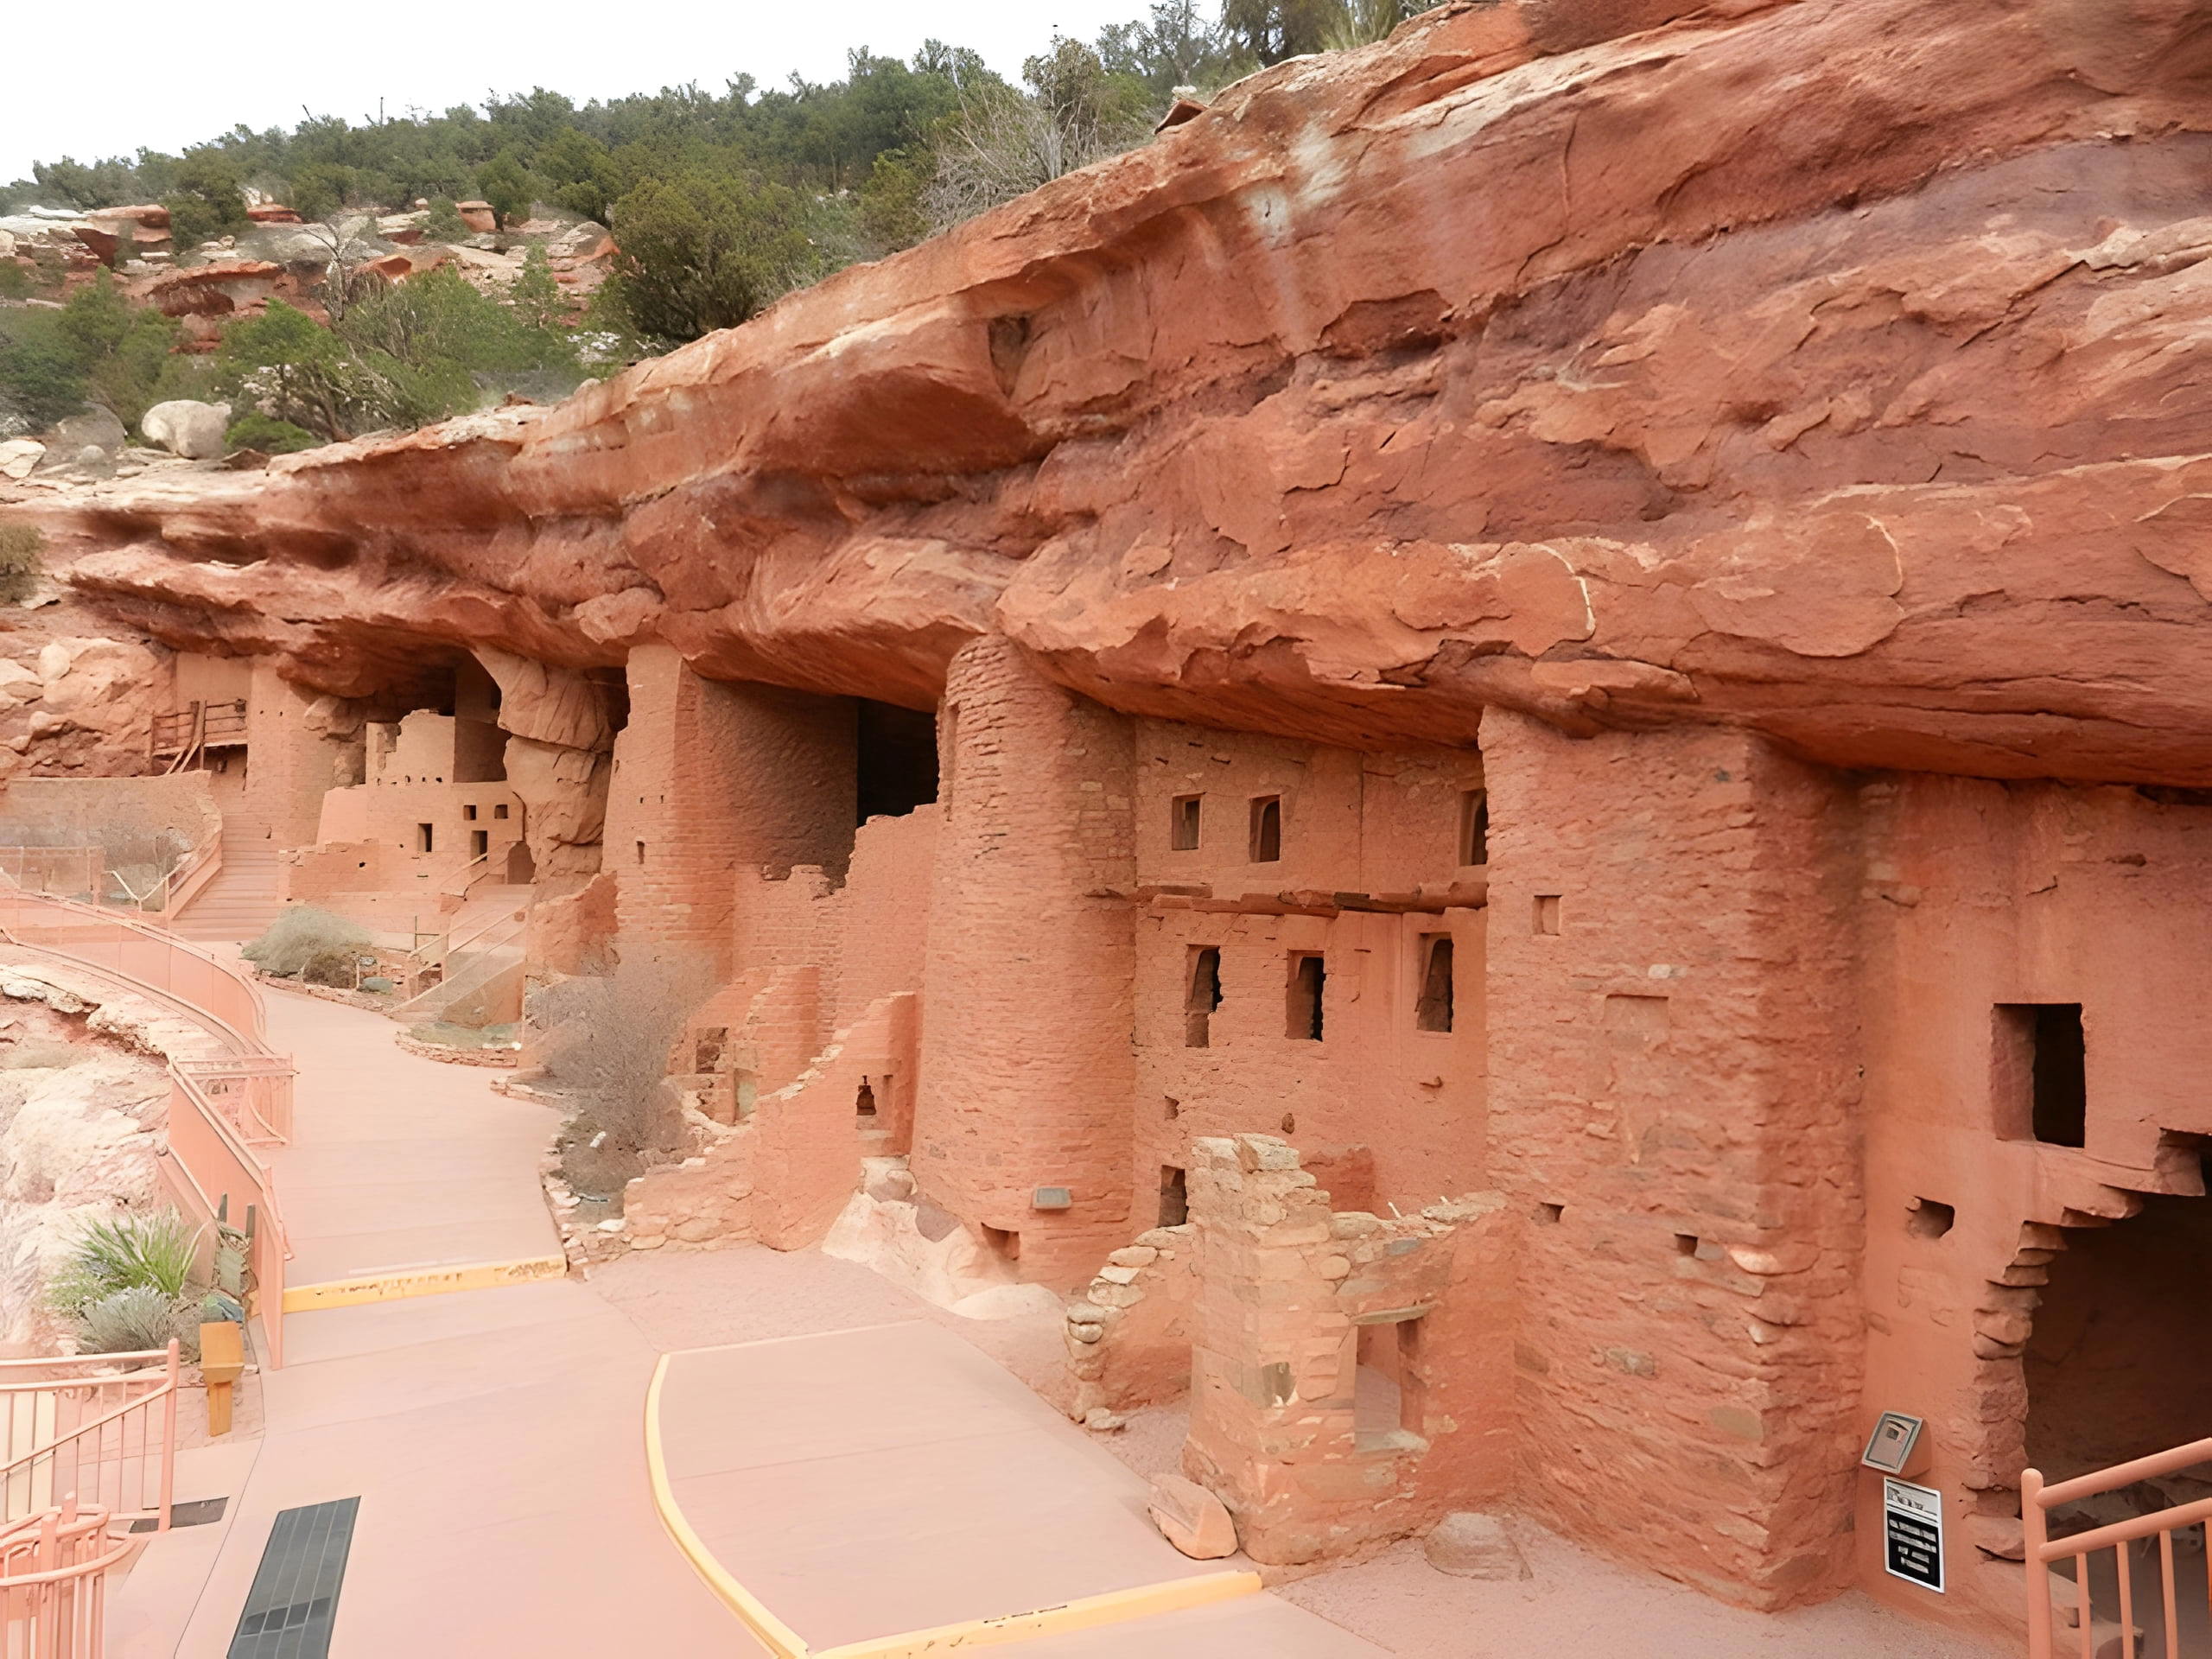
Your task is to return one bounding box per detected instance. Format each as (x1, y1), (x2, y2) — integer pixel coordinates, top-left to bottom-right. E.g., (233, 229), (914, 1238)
(0, 1343), (176, 1533)
(0, 892), (294, 1367)
(2023, 1438), (2212, 1657)
(0, 1498), (132, 1657)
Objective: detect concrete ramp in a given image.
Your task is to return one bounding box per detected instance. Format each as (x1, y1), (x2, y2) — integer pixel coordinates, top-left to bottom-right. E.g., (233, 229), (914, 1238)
(647, 1322), (1384, 1658)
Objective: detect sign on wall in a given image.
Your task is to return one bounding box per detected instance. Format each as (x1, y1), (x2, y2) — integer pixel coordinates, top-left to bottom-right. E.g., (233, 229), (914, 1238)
(1883, 1477), (1945, 1592)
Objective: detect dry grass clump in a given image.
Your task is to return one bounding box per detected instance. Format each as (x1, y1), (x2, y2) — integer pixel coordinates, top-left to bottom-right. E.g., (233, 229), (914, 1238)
(242, 904), (372, 985)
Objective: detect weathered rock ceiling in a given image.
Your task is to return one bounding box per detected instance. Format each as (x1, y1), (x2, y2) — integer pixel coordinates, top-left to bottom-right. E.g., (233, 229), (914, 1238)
(38, 0), (2212, 782)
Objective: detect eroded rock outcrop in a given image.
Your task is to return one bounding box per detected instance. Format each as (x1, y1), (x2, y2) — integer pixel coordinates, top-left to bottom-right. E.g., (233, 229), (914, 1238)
(21, 0), (2212, 783)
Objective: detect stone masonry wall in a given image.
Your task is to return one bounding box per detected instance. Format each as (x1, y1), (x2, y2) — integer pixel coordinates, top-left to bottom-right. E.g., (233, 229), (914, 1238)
(604, 645), (856, 971)
(914, 636), (1136, 1287)
(1483, 710), (1867, 1611)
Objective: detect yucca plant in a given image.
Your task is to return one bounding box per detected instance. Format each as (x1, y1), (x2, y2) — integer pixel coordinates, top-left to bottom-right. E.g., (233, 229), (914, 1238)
(47, 1210), (201, 1315)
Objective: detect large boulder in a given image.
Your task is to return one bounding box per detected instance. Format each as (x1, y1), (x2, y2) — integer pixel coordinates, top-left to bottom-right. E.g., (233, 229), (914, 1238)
(0, 440), (41, 480)
(1423, 1512), (1531, 1580)
(45, 409), (125, 458)
(140, 401), (232, 461)
(455, 200), (498, 234)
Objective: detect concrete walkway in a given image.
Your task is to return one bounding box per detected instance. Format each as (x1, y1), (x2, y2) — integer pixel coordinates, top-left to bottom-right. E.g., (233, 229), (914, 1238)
(262, 989), (561, 1292)
(107, 988), (1379, 1657)
(651, 1321), (1382, 1656)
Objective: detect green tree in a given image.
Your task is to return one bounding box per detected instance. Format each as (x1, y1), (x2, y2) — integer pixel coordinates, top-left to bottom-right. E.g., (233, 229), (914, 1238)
(474, 152), (536, 228)
(509, 248), (567, 332)
(217, 300), (426, 441)
(421, 198), (470, 241)
(0, 274), (181, 431)
(162, 149), (252, 249)
(606, 171), (816, 345)
(537, 130), (621, 225)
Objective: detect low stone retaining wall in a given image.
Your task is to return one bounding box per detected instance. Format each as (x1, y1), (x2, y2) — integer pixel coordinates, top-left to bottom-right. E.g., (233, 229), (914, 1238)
(393, 1028), (518, 1067)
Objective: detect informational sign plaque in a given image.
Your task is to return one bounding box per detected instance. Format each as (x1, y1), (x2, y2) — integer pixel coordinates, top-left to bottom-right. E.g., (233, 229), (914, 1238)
(1883, 1477), (1945, 1592)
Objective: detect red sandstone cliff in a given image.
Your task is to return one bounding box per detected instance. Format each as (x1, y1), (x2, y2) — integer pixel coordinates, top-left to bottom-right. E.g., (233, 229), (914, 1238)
(25, 0), (2212, 783)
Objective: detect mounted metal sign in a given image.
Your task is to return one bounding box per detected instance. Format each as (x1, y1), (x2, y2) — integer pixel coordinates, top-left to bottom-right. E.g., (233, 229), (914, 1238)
(1861, 1411), (1929, 1478)
(1882, 1478), (1945, 1593)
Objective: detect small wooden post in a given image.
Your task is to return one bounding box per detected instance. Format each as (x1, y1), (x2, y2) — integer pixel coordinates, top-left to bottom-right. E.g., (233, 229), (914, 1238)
(199, 1321), (245, 1438)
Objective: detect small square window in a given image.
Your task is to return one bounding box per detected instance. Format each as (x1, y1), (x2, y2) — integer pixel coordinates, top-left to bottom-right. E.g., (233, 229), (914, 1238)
(493, 803), (509, 820)
(463, 804), (479, 821)
(1534, 894), (1561, 935)
(1170, 795), (1201, 850)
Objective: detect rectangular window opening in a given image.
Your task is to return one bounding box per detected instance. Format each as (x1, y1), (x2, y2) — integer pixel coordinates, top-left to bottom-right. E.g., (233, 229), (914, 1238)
(855, 1079), (878, 1118)
(1415, 934), (1454, 1032)
(1286, 953), (1325, 1041)
(1537, 1201), (1565, 1224)
(1459, 789), (1489, 868)
(1997, 1002), (2087, 1147)
(415, 823), (434, 854)
(1249, 795), (1282, 863)
(1534, 893), (1561, 936)
(693, 1028), (726, 1072)
(469, 830), (488, 860)
(493, 803), (510, 820)
(1159, 1165), (1188, 1229)
(1673, 1232), (1700, 1256)
(1185, 946), (1223, 1048)
(462, 804), (479, 821)
(1170, 795), (1202, 852)
(635, 840), (646, 865)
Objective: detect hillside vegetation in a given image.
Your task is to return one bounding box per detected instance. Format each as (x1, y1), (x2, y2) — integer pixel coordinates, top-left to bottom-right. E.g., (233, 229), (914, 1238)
(0, 1), (1418, 452)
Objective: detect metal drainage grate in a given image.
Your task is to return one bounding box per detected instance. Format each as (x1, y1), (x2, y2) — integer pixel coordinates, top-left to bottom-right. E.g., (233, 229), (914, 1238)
(226, 1497), (358, 1659)
(130, 1496), (229, 1533)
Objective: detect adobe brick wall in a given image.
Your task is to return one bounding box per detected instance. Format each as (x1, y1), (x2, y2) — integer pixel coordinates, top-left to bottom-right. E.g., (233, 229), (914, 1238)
(243, 662), (361, 847)
(1483, 709), (1866, 1611)
(605, 645), (856, 971)
(1853, 775), (2212, 1630)
(913, 636), (1137, 1288)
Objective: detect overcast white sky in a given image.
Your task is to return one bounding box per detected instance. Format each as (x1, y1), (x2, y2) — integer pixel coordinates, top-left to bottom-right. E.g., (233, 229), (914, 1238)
(2, 0), (1153, 186)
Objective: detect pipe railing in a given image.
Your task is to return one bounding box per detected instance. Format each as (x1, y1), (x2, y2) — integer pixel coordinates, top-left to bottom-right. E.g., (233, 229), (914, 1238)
(2024, 1438), (2212, 1658)
(0, 1498), (131, 1659)
(0, 1346), (176, 1533)
(0, 891), (293, 1369)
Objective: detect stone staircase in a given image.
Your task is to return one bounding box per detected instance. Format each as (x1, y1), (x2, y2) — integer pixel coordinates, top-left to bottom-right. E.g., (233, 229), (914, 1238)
(169, 833), (284, 944)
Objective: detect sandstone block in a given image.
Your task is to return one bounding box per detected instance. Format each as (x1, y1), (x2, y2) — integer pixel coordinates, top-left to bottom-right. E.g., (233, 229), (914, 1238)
(1147, 1474), (1236, 1560)
(1424, 1512), (1531, 1580)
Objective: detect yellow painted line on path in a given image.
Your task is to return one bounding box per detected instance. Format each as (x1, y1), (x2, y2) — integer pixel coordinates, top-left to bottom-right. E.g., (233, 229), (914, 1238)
(281, 1252), (567, 1313)
(645, 1352), (815, 1658)
(643, 1347), (1263, 1659)
(814, 1570), (1262, 1657)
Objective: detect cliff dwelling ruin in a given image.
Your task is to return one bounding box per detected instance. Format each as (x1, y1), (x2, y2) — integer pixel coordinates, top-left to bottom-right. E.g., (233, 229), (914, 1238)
(4, 0), (2212, 1652)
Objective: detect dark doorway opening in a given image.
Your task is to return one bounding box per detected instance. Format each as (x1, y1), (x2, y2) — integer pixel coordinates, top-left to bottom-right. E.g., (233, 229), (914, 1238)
(856, 701), (939, 823)
(1287, 954), (1325, 1041)
(1249, 796), (1282, 863)
(1159, 1165), (1188, 1228)
(2024, 1191), (2212, 1648)
(1997, 1003), (2088, 1147)
(1185, 947), (1223, 1048)
(1415, 935), (1454, 1032)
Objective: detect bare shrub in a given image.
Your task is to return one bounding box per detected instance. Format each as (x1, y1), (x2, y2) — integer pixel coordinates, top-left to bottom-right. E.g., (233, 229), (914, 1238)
(0, 524), (41, 603)
(534, 942), (718, 1201)
(242, 904), (372, 985)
